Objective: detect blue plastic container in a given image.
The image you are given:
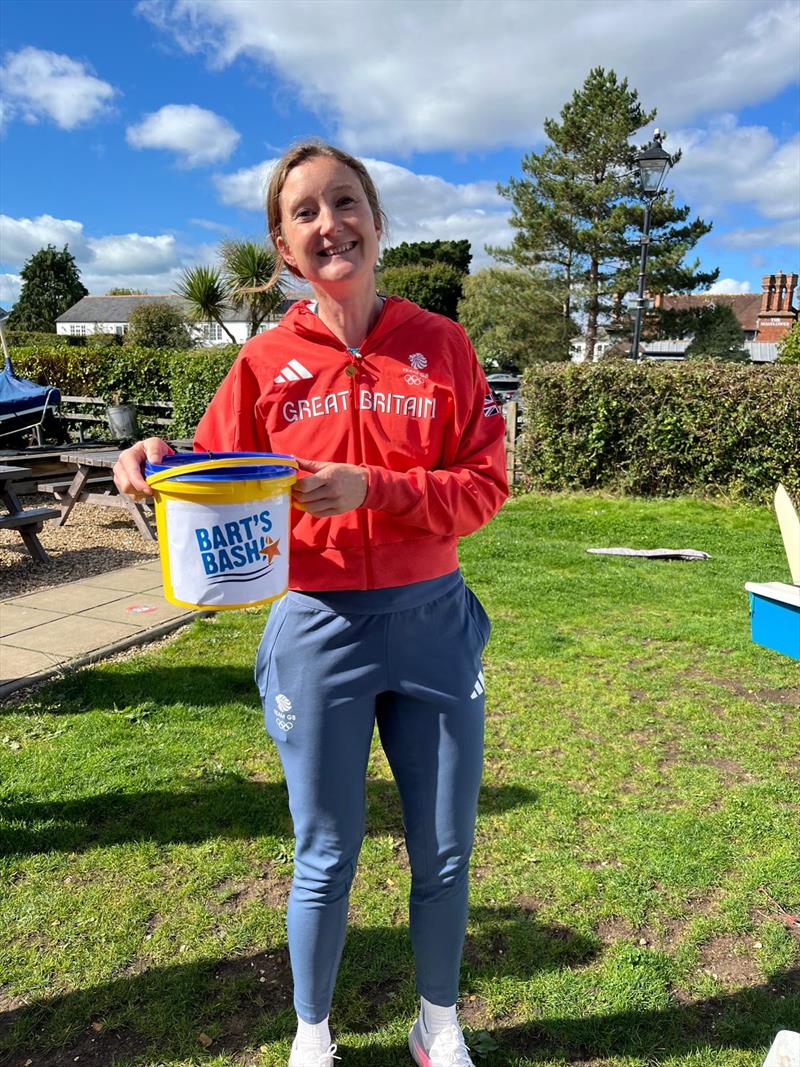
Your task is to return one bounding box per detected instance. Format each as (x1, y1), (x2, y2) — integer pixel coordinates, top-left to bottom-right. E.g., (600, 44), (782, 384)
(745, 582), (800, 660)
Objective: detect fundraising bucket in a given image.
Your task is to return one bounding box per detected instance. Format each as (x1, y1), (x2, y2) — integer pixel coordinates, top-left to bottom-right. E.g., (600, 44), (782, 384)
(145, 452), (298, 611)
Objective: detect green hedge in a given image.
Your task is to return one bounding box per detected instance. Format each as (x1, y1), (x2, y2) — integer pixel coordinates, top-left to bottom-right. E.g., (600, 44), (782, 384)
(9, 343), (238, 440)
(169, 347), (240, 436)
(519, 361), (800, 501)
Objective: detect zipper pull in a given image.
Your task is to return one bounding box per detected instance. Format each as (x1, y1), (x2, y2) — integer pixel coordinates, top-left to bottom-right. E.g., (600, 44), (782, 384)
(346, 346), (363, 377)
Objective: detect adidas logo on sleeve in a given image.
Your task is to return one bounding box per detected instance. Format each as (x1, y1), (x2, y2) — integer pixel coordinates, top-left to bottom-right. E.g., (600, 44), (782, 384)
(275, 359), (314, 383)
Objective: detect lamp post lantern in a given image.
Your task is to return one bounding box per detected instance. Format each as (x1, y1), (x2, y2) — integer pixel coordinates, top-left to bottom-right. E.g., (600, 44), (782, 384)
(629, 130), (673, 360)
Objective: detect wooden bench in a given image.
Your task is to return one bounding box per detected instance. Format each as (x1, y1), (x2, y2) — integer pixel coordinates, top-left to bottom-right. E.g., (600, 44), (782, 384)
(0, 465), (60, 563)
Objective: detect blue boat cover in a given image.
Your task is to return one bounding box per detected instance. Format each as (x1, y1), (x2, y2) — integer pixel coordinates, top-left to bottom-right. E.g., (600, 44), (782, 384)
(0, 354), (60, 422)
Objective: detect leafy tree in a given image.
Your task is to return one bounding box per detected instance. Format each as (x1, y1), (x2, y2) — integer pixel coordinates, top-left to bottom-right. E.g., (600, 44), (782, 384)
(106, 287), (147, 295)
(379, 239), (472, 274)
(379, 262), (464, 320)
(6, 244), (88, 332)
(125, 301), (193, 349)
(492, 67), (718, 359)
(458, 268), (575, 370)
(684, 304), (749, 362)
(179, 240), (285, 341)
(777, 321), (800, 364)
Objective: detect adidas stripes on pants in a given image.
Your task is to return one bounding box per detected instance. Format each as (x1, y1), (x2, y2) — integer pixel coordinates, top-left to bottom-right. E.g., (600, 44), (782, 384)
(254, 568), (489, 1023)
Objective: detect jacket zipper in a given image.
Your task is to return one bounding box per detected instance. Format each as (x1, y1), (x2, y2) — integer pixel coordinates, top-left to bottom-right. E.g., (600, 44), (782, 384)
(346, 344), (374, 587)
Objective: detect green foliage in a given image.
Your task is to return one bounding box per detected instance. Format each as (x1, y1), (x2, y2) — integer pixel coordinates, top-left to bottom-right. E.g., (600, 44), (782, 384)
(11, 344), (172, 403)
(178, 264), (237, 343)
(518, 361), (800, 500)
(105, 287), (147, 295)
(777, 321), (800, 364)
(6, 244), (88, 332)
(220, 239), (285, 335)
(125, 301), (193, 350)
(169, 346), (240, 435)
(458, 267), (576, 370)
(379, 239), (472, 274)
(379, 262), (464, 319)
(179, 240), (285, 341)
(685, 304), (748, 362)
(493, 68), (718, 356)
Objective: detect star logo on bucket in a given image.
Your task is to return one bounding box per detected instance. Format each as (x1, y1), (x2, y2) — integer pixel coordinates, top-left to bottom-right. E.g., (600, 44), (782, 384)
(260, 536), (281, 563)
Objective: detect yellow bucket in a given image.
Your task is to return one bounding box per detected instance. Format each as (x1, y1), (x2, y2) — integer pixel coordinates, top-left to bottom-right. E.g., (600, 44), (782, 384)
(145, 452), (298, 611)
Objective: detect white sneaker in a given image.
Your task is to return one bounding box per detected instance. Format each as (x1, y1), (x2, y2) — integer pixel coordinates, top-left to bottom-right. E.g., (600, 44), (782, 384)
(408, 1017), (475, 1067)
(288, 1039), (340, 1066)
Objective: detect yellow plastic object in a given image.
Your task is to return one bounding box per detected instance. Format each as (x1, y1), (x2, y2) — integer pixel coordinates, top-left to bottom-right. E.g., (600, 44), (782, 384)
(146, 456), (298, 611)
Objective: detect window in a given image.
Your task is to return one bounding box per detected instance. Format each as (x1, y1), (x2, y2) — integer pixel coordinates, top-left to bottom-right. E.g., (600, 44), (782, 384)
(204, 322), (224, 342)
(115, 324), (128, 336)
(70, 324), (87, 335)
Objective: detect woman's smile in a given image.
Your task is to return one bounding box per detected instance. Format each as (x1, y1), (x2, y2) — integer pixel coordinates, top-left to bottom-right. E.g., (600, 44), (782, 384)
(318, 241), (357, 257)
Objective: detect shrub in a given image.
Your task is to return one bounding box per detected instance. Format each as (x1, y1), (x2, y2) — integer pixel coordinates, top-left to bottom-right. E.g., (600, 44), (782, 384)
(169, 346), (240, 436)
(125, 302), (193, 350)
(518, 361), (800, 501)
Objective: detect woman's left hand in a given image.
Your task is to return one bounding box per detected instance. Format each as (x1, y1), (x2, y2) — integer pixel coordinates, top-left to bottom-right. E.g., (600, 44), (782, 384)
(293, 457), (368, 516)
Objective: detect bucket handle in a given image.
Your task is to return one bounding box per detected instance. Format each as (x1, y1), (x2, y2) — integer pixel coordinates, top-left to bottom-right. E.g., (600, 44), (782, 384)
(146, 455), (298, 488)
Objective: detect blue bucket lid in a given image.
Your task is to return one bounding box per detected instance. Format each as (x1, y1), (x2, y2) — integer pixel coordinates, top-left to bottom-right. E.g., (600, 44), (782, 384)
(145, 451), (297, 483)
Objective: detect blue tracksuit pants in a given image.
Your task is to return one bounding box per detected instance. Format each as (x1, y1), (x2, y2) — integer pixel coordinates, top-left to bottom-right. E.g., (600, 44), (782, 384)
(254, 568), (490, 1023)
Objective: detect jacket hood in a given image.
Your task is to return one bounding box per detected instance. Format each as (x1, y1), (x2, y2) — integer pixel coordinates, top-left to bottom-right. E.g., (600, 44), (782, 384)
(274, 295), (427, 350)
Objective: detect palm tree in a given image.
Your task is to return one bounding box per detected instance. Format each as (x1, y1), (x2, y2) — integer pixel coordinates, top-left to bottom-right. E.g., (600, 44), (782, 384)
(178, 241), (286, 344)
(220, 240), (285, 336)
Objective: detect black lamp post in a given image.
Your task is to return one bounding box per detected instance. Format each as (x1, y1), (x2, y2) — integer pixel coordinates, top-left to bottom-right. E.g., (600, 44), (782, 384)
(629, 130), (673, 360)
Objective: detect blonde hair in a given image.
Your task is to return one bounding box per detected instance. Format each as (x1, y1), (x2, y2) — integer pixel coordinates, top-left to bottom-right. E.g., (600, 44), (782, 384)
(264, 139), (387, 287)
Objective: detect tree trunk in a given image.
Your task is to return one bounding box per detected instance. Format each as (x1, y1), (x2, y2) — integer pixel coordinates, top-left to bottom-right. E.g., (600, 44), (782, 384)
(585, 256), (600, 361)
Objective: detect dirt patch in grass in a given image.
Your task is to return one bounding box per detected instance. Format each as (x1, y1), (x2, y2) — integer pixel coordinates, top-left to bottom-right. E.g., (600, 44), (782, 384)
(697, 933), (762, 989)
(459, 992), (491, 1028)
(683, 670), (800, 708)
(211, 867), (291, 912)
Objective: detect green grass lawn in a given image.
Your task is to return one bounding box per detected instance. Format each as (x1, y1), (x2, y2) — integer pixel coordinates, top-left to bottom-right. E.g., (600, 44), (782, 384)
(1, 492), (798, 1066)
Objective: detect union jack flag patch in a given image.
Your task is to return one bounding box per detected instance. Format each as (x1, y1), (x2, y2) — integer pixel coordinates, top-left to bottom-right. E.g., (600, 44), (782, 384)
(483, 390), (501, 417)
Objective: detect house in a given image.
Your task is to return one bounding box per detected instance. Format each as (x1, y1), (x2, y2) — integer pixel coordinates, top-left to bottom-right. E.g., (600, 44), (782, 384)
(651, 270), (797, 343)
(570, 270), (796, 364)
(55, 293), (300, 345)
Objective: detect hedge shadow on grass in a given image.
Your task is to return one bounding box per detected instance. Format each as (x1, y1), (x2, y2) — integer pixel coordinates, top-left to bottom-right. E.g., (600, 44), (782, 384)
(0, 775), (535, 858)
(1, 937), (795, 1066)
(0, 916), (597, 1065)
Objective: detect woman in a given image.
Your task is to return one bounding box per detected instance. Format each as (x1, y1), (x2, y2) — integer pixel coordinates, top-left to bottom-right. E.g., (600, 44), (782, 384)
(114, 141), (507, 1067)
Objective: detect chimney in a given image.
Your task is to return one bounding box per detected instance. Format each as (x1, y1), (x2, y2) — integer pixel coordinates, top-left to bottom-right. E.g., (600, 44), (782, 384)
(757, 270), (798, 341)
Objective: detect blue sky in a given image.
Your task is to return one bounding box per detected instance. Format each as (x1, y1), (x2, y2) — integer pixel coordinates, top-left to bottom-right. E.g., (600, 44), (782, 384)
(1, 0), (798, 308)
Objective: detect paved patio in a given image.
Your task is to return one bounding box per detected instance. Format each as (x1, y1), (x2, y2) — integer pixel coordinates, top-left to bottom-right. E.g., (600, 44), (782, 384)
(1, 561), (205, 699)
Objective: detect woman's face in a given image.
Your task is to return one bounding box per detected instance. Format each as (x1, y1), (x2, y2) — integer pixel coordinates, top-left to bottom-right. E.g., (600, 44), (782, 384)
(276, 155), (381, 290)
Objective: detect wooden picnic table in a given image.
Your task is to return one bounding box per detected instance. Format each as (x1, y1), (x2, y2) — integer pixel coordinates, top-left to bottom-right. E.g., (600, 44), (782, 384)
(46, 448), (158, 541)
(0, 464), (60, 563)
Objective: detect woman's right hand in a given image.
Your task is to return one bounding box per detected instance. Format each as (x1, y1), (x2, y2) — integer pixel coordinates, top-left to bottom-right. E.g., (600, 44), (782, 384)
(113, 437), (175, 499)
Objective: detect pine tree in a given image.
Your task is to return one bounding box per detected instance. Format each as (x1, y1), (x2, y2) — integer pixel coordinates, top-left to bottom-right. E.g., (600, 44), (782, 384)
(492, 68), (718, 358)
(7, 245), (88, 332)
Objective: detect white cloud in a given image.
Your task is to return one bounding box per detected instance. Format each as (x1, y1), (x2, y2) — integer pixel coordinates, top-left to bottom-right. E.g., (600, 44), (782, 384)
(0, 274), (22, 307)
(213, 157), (512, 267)
(86, 234), (180, 274)
(670, 117), (800, 221)
(137, 0), (799, 153)
(126, 104), (240, 166)
(717, 219), (800, 249)
(0, 214), (88, 263)
(0, 215), (189, 302)
(0, 47), (115, 130)
(706, 278), (752, 295)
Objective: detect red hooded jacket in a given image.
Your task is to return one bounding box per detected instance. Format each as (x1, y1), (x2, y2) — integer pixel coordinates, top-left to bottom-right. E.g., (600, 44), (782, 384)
(194, 297), (508, 591)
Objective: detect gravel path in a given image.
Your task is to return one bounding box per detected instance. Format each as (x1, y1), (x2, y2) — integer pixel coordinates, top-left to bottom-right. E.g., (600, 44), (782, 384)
(0, 492), (160, 601)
